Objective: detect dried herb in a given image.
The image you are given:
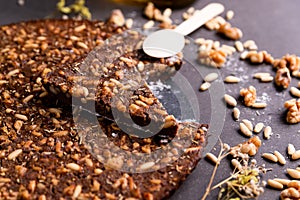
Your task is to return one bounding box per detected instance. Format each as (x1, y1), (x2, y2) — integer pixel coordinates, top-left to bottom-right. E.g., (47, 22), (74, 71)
(202, 137), (268, 200)
(57, 0), (91, 19)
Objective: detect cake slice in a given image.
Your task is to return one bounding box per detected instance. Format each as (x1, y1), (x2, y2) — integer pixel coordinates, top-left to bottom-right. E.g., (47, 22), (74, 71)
(0, 17), (208, 200)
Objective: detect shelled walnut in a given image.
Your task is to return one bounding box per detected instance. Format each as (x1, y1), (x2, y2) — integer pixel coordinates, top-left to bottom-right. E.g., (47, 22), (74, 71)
(273, 54), (300, 72)
(280, 181), (300, 200)
(275, 67), (291, 89)
(243, 50), (274, 64)
(240, 86), (257, 107)
(284, 99), (300, 124)
(217, 22), (243, 40)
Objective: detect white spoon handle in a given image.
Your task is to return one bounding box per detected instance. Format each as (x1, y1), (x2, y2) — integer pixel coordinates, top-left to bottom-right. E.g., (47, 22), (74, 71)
(174, 3), (224, 36)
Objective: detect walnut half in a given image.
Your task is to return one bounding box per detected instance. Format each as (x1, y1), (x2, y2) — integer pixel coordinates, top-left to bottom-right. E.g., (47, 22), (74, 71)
(240, 86), (257, 107)
(284, 99), (300, 124)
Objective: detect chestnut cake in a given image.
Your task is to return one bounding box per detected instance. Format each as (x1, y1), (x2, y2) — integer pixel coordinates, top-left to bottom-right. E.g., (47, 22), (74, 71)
(0, 17), (208, 199)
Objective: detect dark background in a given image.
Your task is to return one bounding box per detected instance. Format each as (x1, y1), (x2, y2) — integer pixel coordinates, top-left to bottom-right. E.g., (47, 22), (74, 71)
(0, 0), (300, 199)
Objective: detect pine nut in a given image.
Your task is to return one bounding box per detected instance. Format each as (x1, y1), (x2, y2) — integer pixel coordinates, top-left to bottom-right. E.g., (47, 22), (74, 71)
(195, 38), (205, 45)
(263, 126), (272, 139)
(292, 150), (300, 160)
(260, 76), (274, 82)
(139, 161), (155, 170)
(23, 94), (34, 103)
(248, 44), (258, 51)
(14, 113), (28, 121)
(204, 73), (218, 82)
(287, 168), (300, 179)
(243, 40), (256, 49)
(66, 163), (81, 171)
(163, 8), (172, 17)
(232, 107), (240, 121)
(73, 185), (82, 198)
(253, 72), (271, 79)
(268, 179), (284, 190)
(200, 82), (211, 91)
(226, 10), (234, 20)
(231, 159), (242, 170)
(290, 87), (300, 97)
(252, 102), (267, 109)
(143, 20), (155, 29)
(213, 41), (220, 49)
(125, 18), (133, 29)
(262, 153), (278, 162)
(235, 41), (244, 52)
(240, 51), (249, 59)
(221, 44), (236, 55)
(288, 144), (296, 156)
(274, 150), (286, 165)
(254, 122), (264, 133)
(274, 178), (290, 186)
(242, 119), (253, 131)
(224, 94), (237, 107)
(240, 122), (252, 137)
(224, 75), (240, 83)
(205, 153), (218, 165)
(53, 130), (69, 137)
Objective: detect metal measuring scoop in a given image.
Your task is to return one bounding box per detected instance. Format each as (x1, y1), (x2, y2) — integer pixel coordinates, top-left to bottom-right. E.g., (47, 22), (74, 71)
(142, 3), (224, 58)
